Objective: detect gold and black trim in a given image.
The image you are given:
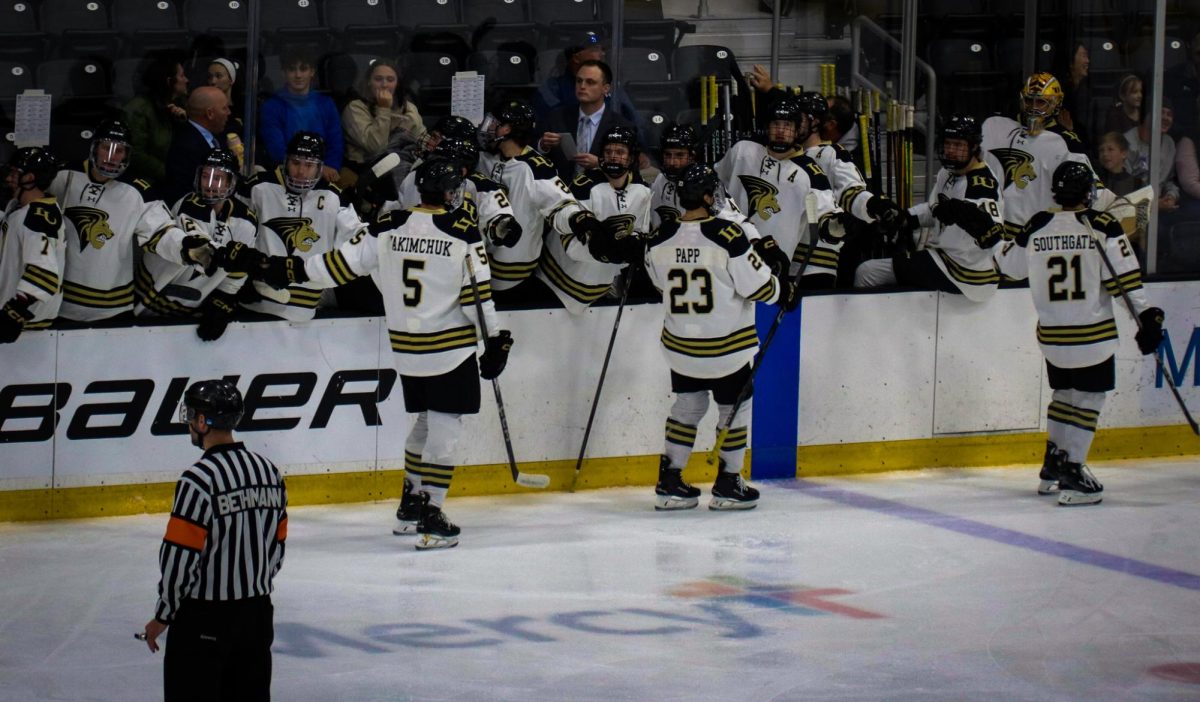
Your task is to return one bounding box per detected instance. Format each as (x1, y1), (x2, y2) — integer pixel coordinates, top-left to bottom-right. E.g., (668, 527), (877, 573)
(62, 279), (134, 309)
(389, 325), (478, 354)
(747, 278), (777, 302)
(284, 286), (322, 309)
(322, 249), (358, 286)
(935, 250), (1000, 286)
(662, 325), (758, 358)
(490, 257), (539, 282)
(794, 246), (840, 271)
(1046, 400), (1100, 432)
(838, 185), (866, 212)
(459, 280), (493, 305)
(720, 426), (749, 451)
(134, 264), (194, 317)
(1036, 319), (1118, 346)
(664, 418), (698, 447)
(539, 250), (613, 304)
(20, 264), (59, 296)
(1103, 269), (1143, 296)
(417, 463), (455, 489)
(404, 450), (427, 475)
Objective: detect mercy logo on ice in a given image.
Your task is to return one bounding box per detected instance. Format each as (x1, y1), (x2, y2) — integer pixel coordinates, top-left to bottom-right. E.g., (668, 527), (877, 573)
(1157, 327), (1200, 388)
(669, 576), (885, 619)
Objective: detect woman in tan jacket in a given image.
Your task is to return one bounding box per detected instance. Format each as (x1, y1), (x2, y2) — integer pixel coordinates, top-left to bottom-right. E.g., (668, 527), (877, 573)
(341, 59), (426, 179)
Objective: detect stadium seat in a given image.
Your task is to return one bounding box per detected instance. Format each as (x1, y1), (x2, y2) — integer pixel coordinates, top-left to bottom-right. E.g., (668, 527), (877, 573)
(1129, 35), (1188, 75)
(462, 0), (527, 25)
(50, 122), (99, 162)
(259, 0), (333, 55)
(637, 109), (669, 150)
(0, 0), (46, 60)
(623, 19), (681, 56)
(41, 0), (121, 57)
(621, 47), (670, 82)
(37, 59), (112, 108)
(407, 51), (462, 93)
(995, 37), (1057, 76)
(184, 0), (246, 33)
(470, 23), (538, 56)
(395, 0), (461, 26)
(528, 0), (593, 24)
(326, 0), (403, 54)
(110, 0), (190, 56)
(673, 44), (741, 85)
(534, 48), (567, 84)
(1083, 37), (1124, 72)
(110, 57), (144, 103)
(469, 50), (534, 86)
(321, 53), (385, 106)
(926, 39), (993, 74)
(0, 61), (34, 97)
(624, 80), (685, 120)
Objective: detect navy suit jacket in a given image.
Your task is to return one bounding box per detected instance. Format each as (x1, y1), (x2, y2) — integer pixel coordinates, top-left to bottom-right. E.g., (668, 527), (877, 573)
(160, 123), (226, 206)
(541, 102), (635, 183)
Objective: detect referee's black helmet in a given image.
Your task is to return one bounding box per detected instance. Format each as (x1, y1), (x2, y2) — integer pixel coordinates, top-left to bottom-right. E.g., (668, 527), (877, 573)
(182, 379), (244, 430)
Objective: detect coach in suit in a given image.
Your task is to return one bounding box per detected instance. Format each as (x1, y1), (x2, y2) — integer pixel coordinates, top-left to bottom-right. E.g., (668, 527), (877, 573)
(160, 87), (232, 205)
(538, 60), (635, 182)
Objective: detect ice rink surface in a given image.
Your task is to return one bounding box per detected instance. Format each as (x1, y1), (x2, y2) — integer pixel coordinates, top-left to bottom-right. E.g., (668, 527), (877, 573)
(3, 458), (1200, 701)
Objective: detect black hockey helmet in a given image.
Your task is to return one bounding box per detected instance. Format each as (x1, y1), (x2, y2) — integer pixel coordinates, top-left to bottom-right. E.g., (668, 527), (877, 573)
(660, 123), (699, 154)
(936, 113), (982, 171)
(675, 162), (720, 210)
(285, 131), (324, 193)
(432, 137), (480, 174)
(599, 125), (638, 178)
(482, 97), (536, 148)
(7, 146), (60, 192)
(415, 157), (465, 206)
(796, 91), (829, 121)
(181, 379), (244, 431)
(1051, 160), (1094, 208)
(764, 95), (804, 153)
(422, 114), (478, 153)
(90, 118), (133, 179)
(195, 148), (239, 205)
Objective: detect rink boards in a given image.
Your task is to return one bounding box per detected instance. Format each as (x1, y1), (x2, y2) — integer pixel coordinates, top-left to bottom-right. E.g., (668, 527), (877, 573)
(0, 281), (1197, 520)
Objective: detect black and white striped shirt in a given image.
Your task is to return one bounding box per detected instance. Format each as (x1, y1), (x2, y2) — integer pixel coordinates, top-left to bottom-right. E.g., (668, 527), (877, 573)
(155, 442), (287, 623)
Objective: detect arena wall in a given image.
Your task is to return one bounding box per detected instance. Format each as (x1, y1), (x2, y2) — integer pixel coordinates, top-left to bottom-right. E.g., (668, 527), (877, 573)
(1, 281), (1197, 521)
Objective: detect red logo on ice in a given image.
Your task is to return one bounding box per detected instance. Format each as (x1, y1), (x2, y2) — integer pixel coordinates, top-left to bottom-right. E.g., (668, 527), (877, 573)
(668, 576), (885, 619)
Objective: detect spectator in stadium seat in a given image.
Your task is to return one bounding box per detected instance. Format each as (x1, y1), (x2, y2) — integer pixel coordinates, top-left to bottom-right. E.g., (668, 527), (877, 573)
(341, 59), (426, 181)
(1055, 41), (1091, 145)
(1124, 97), (1179, 214)
(1095, 131), (1142, 197)
(1165, 31), (1200, 136)
(206, 58), (246, 170)
(1103, 74), (1143, 137)
(259, 49), (344, 183)
(123, 51), (189, 184)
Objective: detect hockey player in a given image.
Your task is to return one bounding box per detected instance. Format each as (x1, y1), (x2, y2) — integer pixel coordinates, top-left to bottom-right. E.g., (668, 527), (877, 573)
(715, 95), (845, 288)
(998, 161), (1163, 505)
(229, 158), (513, 549)
(478, 98), (602, 298)
(982, 73), (1110, 239)
(0, 147), (65, 343)
(854, 114), (1005, 301)
(48, 119), (207, 323)
(536, 125), (650, 314)
(136, 149), (258, 341)
(240, 131), (366, 321)
(644, 164), (799, 511)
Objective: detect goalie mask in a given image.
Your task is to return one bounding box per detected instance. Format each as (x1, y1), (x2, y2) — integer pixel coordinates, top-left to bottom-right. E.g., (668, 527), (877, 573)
(284, 131), (325, 193)
(936, 113), (982, 172)
(194, 148), (239, 205)
(90, 119), (133, 179)
(599, 125), (638, 179)
(1020, 72), (1064, 135)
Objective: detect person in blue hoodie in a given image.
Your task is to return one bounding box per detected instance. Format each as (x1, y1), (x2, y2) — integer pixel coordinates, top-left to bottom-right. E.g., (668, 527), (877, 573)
(259, 49), (345, 183)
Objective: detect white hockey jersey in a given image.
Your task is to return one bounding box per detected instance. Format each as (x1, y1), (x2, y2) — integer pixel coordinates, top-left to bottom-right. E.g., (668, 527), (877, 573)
(48, 165), (191, 321)
(908, 163), (1004, 301)
(645, 215), (780, 378)
(383, 170), (516, 251)
(998, 208), (1149, 368)
(805, 141), (879, 223)
(135, 194), (258, 317)
(714, 140), (841, 277)
(981, 115), (1102, 235)
(534, 170), (648, 314)
(0, 197), (65, 326)
(648, 172), (759, 238)
(241, 169), (365, 320)
(301, 204), (499, 377)
(485, 147), (586, 290)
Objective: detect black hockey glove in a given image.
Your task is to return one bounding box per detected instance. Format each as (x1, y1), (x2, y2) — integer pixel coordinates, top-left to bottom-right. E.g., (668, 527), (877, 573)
(568, 210), (604, 245)
(865, 195), (902, 225)
(0, 295), (32, 344)
(817, 213), (847, 244)
(778, 277), (801, 312)
(753, 236), (790, 279)
(215, 241), (267, 275)
(181, 235), (216, 273)
(196, 290), (237, 342)
(479, 330), (514, 380)
(259, 255), (309, 290)
(1135, 307), (1165, 355)
(490, 215), (522, 248)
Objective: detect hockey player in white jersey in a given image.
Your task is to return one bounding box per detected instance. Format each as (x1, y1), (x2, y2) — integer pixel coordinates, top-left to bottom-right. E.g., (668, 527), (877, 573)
(998, 161), (1163, 505)
(536, 125), (650, 313)
(233, 158), (513, 549)
(48, 119), (206, 323)
(0, 147), (65, 343)
(644, 164), (799, 511)
(240, 131), (366, 321)
(982, 73), (1110, 238)
(855, 114), (1005, 301)
(715, 95), (845, 287)
(136, 149), (258, 341)
(478, 98), (602, 298)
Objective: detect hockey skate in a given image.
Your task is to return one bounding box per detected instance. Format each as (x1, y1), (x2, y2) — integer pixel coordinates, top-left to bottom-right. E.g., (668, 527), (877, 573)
(709, 466), (759, 511)
(416, 493), (461, 550)
(392, 478), (422, 535)
(1057, 460), (1103, 506)
(654, 456), (700, 510)
(1037, 442), (1060, 495)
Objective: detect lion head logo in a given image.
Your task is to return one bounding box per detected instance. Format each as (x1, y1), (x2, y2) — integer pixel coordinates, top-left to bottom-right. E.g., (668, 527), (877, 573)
(65, 206), (115, 252)
(737, 175), (781, 220)
(990, 148), (1037, 191)
(265, 217), (320, 254)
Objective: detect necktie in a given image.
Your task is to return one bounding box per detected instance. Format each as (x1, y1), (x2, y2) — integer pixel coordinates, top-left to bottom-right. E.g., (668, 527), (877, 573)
(577, 116), (592, 155)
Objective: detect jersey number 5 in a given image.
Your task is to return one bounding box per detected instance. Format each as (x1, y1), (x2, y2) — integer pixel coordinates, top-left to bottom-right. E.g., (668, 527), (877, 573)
(403, 259), (424, 307)
(1047, 254), (1085, 301)
(668, 269), (714, 314)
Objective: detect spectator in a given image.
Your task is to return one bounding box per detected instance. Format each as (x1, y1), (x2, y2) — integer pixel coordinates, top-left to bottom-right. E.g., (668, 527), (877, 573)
(532, 36), (644, 145)
(538, 59), (636, 181)
(259, 49), (344, 182)
(1164, 30), (1200, 135)
(1056, 41), (1091, 144)
(160, 87), (232, 205)
(1124, 97), (1180, 213)
(1095, 131), (1143, 197)
(1103, 74), (1143, 137)
(206, 58), (246, 170)
(123, 51), (189, 183)
(341, 59), (426, 179)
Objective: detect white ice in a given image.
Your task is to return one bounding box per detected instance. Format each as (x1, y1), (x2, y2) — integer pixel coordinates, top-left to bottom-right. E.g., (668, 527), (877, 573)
(3, 458), (1200, 701)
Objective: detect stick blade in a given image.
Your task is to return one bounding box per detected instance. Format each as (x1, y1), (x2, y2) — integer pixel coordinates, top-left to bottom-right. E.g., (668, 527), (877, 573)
(516, 472), (551, 489)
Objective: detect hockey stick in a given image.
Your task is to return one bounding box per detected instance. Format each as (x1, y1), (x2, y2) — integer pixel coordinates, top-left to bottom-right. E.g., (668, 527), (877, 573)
(707, 193), (821, 465)
(569, 266), (633, 492)
(464, 255), (551, 488)
(1083, 218), (1199, 435)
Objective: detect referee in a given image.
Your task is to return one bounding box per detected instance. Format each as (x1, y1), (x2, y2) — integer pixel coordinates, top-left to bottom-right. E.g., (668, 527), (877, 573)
(141, 379), (288, 701)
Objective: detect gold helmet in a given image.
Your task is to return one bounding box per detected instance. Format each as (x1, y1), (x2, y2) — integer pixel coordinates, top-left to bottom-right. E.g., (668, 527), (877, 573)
(1020, 73), (1064, 133)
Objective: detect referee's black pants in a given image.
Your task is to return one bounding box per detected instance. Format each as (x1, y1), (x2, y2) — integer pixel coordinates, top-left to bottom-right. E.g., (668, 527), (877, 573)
(165, 596), (274, 701)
